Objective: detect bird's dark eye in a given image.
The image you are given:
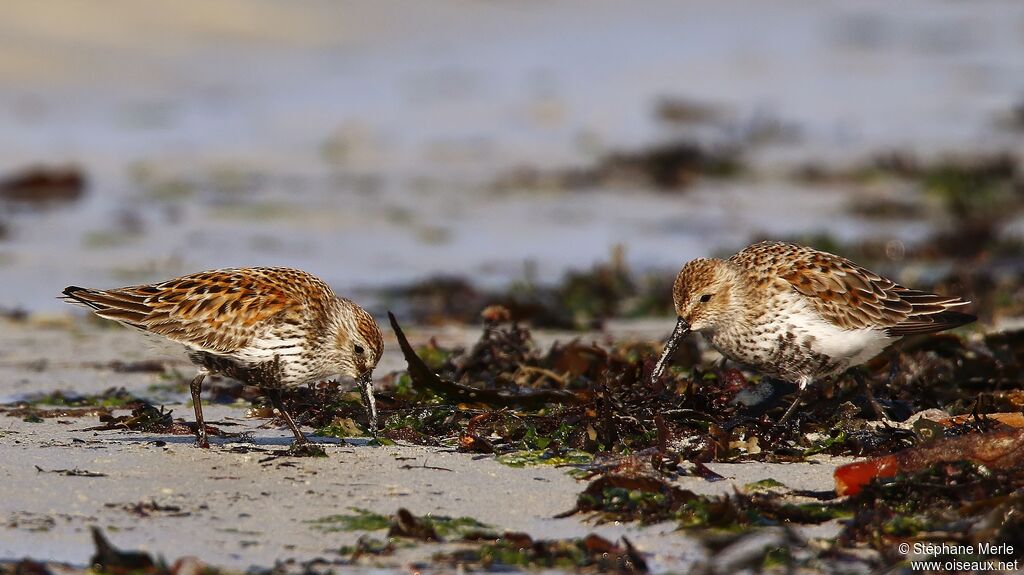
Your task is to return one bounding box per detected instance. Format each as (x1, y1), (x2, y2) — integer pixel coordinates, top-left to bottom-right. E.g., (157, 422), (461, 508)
(699, 294), (712, 303)
(354, 345), (365, 354)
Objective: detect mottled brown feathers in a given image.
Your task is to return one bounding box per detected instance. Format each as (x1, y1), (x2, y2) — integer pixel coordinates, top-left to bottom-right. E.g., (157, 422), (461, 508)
(730, 241), (975, 335)
(355, 308), (385, 365)
(662, 241), (976, 389)
(671, 258), (719, 304)
(61, 267), (334, 353)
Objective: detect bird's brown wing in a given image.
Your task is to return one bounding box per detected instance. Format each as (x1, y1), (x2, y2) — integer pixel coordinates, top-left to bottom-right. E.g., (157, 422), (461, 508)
(731, 241), (974, 335)
(61, 267), (328, 353)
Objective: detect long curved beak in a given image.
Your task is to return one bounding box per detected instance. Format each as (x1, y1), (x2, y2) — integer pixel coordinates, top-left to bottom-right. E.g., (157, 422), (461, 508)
(651, 316), (690, 384)
(357, 372), (377, 435)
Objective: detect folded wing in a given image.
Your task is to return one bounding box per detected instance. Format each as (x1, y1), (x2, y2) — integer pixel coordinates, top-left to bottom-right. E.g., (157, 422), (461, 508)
(60, 268), (318, 353)
(732, 241), (975, 335)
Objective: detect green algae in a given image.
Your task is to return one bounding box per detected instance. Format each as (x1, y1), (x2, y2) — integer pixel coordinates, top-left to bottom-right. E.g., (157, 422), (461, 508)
(743, 478), (788, 492)
(307, 508), (391, 533)
(423, 514), (495, 540)
(496, 448), (593, 468)
(20, 387), (140, 408)
(432, 532), (647, 571)
(308, 508), (493, 540)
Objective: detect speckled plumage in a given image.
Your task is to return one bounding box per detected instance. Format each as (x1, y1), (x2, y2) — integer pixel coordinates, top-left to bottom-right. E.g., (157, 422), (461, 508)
(652, 241), (975, 420)
(61, 267), (383, 446)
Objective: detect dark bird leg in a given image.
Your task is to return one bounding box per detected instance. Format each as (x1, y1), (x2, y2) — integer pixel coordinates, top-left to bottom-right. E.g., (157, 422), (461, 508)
(777, 389), (804, 426)
(853, 369), (890, 421)
(266, 388), (309, 446)
(189, 372), (210, 448)
(885, 345), (902, 388)
(777, 375), (817, 426)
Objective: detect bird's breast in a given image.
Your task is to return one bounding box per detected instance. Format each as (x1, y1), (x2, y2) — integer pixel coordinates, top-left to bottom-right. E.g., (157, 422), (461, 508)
(706, 293), (894, 381)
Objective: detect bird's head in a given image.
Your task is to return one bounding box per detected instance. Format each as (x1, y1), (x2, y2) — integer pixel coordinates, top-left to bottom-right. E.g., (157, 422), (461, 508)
(650, 258), (744, 383)
(332, 298), (384, 432)
(672, 257), (744, 333)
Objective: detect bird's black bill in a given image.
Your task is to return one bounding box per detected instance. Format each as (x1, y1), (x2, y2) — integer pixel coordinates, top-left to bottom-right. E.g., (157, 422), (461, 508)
(651, 317), (690, 384)
(357, 372), (378, 435)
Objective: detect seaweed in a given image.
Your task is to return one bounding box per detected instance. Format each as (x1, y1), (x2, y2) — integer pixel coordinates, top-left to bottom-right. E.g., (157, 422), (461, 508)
(381, 247), (674, 329)
(558, 470), (846, 528)
(431, 532), (648, 573)
(89, 527), (160, 575)
(838, 461), (1024, 564)
(350, 305), (1024, 569)
(0, 165), (86, 207)
(491, 138), (744, 192)
(307, 508), (392, 533)
(0, 388), (164, 425)
(2, 560), (52, 575)
(314, 508), (647, 572)
(378, 310), (933, 468)
(5, 387), (144, 409)
(834, 426), (1024, 496)
(34, 466), (107, 478)
(389, 311), (584, 409)
(83, 402), (237, 440)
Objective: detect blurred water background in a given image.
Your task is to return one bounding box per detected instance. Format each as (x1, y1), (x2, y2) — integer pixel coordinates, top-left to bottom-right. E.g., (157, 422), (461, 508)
(1, 0), (1023, 312)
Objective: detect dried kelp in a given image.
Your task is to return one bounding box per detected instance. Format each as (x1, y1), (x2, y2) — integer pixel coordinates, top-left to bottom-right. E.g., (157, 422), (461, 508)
(835, 426), (1024, 496)
(389, 311), (584, 409)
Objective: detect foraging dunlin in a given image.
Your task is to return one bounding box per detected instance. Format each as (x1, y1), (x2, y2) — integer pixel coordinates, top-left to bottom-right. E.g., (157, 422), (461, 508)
(651, 241), (975, 422)
(61, 267), (383, 448)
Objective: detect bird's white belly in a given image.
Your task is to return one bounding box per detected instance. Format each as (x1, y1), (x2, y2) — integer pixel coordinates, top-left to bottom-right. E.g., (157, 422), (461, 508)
(795, 309), (893, 367)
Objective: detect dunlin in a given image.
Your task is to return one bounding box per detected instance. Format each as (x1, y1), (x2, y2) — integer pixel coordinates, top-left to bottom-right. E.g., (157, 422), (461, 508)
(61, 267), (383, 447)
(651, 241), (975, 423)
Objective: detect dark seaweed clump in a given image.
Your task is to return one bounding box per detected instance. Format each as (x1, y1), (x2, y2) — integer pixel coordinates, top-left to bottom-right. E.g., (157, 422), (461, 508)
(310, 506), (649, 573)
(0, 385), (241, 440)
(556, 463), (845, 529)
(491, 138), (744, 193)
(0, 165), (87, 208)
(377, 311), (1024, 460)
(431, 531), (648, 573)
(839, 461), (1024, 566)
